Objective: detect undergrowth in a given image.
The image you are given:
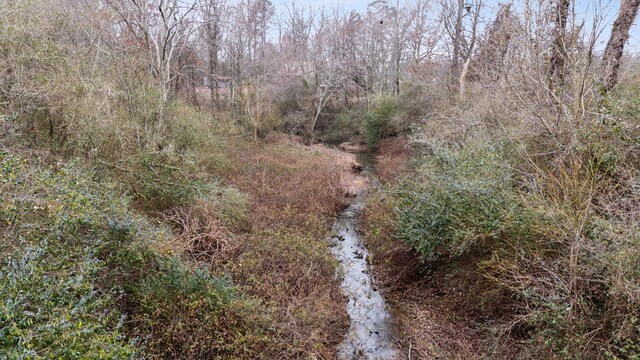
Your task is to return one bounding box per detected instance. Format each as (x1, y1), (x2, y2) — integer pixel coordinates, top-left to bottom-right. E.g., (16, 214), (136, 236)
(0, 151), (269, 358)
(361, 78), (640, 357)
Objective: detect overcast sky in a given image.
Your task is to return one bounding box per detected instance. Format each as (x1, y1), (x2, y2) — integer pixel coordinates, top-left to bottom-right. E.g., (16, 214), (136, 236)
(270, 0), (640, 52)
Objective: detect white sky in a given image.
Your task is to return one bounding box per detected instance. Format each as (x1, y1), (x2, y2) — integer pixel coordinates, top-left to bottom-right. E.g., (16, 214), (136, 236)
(270, 0), (640, 52)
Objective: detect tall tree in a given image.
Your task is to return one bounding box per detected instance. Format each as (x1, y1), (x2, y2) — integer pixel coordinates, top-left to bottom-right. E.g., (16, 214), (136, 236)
(110, 0), (198, 123)
(441, 0), (482, 88)
(202, 0), (227, 105)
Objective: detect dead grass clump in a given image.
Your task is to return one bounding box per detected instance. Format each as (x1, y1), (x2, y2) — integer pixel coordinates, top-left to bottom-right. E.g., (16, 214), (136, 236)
(228, 219), (348, 358)
(198, 138), (352, 357)
(376, 136), (413, 184)
(225, 141), (346, 230)
(164, 200), (238, 265)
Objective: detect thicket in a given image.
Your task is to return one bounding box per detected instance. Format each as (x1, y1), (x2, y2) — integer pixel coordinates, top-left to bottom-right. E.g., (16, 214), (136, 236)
(363, 99), (398, 148)
(362, 52), (640, 358)
(319, 97), (402, 147)
(395, 143), (526, 262)
(344, 11), (640, 352)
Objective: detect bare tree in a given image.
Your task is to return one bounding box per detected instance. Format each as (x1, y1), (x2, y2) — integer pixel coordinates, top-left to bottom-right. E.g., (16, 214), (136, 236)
(278, 2), (317, 77)
(110, 0), (199, 123)
(220, 0), (274, 112)
(201, 0), (227, 105)
(407, 0), (440, 72)
(440, 0), (482, 88)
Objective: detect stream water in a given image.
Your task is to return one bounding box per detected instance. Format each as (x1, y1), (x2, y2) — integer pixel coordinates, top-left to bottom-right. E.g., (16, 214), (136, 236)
(332, 151), (399, 360)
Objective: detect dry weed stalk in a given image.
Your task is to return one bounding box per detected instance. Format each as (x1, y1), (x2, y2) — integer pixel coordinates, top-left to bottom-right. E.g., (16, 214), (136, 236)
(164, 200), (238, 264)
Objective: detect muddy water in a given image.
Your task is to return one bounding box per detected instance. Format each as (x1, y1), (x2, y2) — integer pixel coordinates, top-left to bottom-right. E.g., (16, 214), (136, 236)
(332, 152), (399, 359)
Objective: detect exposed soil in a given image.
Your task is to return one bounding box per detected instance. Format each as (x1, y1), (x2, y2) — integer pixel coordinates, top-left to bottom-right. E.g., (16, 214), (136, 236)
(387, 284), (493, 359)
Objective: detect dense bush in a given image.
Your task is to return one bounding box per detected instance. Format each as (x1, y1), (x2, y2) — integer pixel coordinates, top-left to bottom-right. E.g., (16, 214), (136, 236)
(1, 243), (137, 359)
(376, 89), (640, 355)
(324, 108), (366, 144)
(200, 182), (251, 231)
(0, 151), (137, 357)
(221, 141), (349, 356)
(108, 243), (269, 359)
(363, 98), (397, 147)
(395, 143), (526, 262)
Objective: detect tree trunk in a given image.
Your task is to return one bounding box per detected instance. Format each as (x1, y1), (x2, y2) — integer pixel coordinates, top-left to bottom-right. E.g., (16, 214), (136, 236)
(459, 57), (471, 99)
(209, 46), (219, 104)
(549, 0), (570, 89)
(451, 0), (464, 74)
(602, 0), (640, 92)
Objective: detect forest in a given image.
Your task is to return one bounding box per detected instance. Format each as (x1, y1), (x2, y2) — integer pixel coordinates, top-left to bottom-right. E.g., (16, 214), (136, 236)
(1, 0), (640, 358)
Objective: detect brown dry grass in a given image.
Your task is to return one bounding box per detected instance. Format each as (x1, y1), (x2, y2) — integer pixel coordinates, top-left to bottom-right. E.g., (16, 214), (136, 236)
(199, 138), (353, 357)
(157, 134), (412, 357)
(152, 136), (355, 358)
(376, 136), (412, 184)
(164, 200), (239, 265)
(225, 140), (347, 229)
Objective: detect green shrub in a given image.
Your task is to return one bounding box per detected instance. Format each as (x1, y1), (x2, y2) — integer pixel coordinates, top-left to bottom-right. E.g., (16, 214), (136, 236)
(0, 151), (136, 358)
(0, 242), (137, 359)
(108, 243), (270, 359)
(200, 182), (251, 231)
(169, 105), (230, 170)
(324, 108), (365, 144)
(105, 150), (205, 212)
(391, 84), (435, 132)
(363, 98), (397, 147)
(395, 143), (526, 262)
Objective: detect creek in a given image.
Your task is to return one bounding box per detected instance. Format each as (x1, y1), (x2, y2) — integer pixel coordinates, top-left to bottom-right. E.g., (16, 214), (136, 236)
(332, 151), (399, 359)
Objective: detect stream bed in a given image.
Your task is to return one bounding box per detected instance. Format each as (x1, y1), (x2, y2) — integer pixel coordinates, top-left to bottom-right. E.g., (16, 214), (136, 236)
(332, 152), (399, 359)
